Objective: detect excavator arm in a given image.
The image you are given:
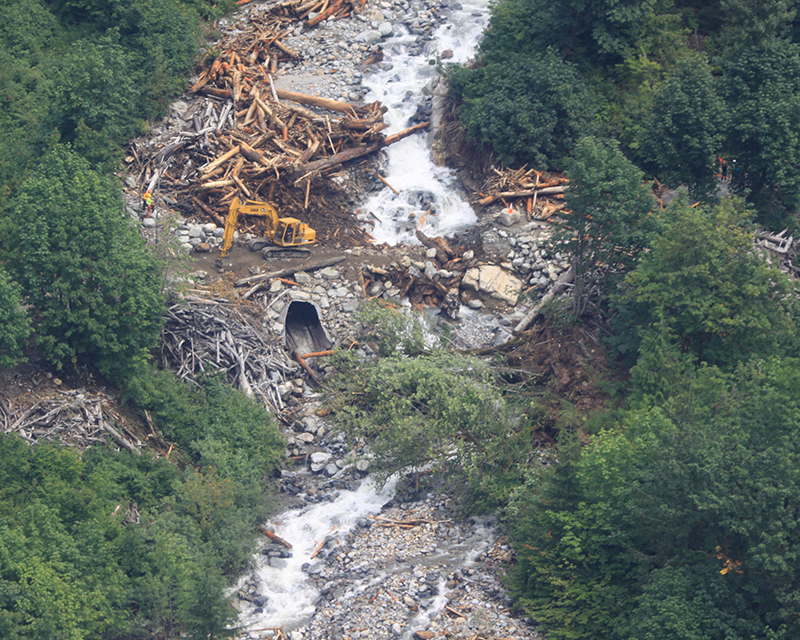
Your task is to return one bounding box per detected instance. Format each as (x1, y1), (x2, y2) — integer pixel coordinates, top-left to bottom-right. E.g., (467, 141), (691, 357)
(218, 197), (280, 258)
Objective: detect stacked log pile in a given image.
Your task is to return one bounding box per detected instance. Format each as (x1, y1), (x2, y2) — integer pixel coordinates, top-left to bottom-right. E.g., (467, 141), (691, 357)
(475, 167), (569, 220)
(160, 296), (300, 413)
(239, 0), (369, 26)
(126, 8), (428, 246)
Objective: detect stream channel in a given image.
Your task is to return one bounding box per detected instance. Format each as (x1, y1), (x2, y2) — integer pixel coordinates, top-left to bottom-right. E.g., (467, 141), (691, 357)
(358, 0), (490, 245)
(233, 2), (505, 638)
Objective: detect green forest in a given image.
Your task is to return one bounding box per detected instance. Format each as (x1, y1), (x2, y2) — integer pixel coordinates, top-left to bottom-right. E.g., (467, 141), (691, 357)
(0, 0), (799, 639)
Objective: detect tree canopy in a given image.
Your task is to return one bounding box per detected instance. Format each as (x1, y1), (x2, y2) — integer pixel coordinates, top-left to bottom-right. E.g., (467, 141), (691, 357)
(507, 358), (800, 640)
(447, 52), (595, 169)
(450, 0), (800, 227)
(627, 197), (797, 368)
(2, 145), (164, 379)
(639, 54), (725, 200)
(554, 136), (657, 311)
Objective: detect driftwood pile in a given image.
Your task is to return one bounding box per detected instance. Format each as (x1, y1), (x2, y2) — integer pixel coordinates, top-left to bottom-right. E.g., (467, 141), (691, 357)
(0, 389), (142, 453)
(127, 5), (429, 246)
(755, 228), (798, 280)
(475, 167), (568, 220)
(160, 296), (300, 412)
(240, 0), (369, 27)
(362, 230), (471, 317)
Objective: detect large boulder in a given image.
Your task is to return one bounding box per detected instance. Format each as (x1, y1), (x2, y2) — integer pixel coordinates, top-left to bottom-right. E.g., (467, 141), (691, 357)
(462, 265), (522, 306)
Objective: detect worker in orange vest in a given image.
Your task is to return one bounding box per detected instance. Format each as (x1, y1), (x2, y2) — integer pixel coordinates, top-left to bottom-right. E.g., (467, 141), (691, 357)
(143, 191), (153, 217)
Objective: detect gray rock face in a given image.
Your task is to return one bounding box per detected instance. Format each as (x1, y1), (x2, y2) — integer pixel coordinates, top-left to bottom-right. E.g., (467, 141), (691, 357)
(320, 267), (341, 280)
(378, 21), (394, 36)
(311, 452), (333, 465)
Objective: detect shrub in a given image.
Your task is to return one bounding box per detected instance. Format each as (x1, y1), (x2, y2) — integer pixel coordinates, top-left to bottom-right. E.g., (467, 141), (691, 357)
(447, 52), (595, 169)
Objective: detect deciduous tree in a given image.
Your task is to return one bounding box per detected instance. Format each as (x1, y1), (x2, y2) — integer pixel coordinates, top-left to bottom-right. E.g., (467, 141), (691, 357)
(639, 54), (725, 200)
(721, 38), (800, 226)
(626, 197), (797, 368)
(447, 52), (595, 169)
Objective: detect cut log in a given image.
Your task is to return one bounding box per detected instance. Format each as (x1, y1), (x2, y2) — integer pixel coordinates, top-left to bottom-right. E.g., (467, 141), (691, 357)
(383, 121), (429, 145)
(415, 229), (449, 263)
(200, 179), (236, 190)
(306, 0), (343, 27)
(272, 38), (300, 58)
(293, 142), (381, 175)
(201, 146), (241, 174)
(478, 185), (566, 206)
(274, 88), (358, 115)
(240, 141), (272, 166)
(259, 526), (293, 549)
(102, 421), (139, 454)
(292, 350), (322, 385)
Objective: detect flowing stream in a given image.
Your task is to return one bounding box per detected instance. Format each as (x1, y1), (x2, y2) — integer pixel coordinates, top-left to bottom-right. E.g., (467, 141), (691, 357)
(235, 475), (401, 632)
(359, 0), (491, 244)
(235, 3), (494, 636)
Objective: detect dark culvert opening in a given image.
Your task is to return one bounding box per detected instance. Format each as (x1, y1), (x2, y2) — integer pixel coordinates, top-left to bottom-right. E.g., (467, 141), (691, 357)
(284, 301), (332, 355)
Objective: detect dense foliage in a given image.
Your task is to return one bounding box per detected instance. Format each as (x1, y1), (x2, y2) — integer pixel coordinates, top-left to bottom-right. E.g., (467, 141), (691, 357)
(449, 0), (800, 227)
(327, 351), (531, 509)
(438, 1), (800, 634)
(0, 375), (284, 639)
(447, 52), (595, 168)
(552, 136), (657, 311)
(0, 3), (289, 638)
(0, 0), (228, 372)
(0, 269), (30, 369)
(506, 358), (800, 640)
(2, 146), (164, 380)
(627, 197), (797, 370)
(0, 1), (798, 639)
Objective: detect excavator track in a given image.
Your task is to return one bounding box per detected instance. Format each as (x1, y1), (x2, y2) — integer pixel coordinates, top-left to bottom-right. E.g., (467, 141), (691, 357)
(261, 247), (313, 260)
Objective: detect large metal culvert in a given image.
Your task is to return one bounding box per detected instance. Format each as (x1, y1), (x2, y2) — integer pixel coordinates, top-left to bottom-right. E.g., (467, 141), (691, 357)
(282, 300), (333, 355)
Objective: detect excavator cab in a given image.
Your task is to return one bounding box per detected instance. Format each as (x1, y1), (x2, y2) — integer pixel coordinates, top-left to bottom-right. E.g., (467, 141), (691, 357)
(274, 219), (315, 246)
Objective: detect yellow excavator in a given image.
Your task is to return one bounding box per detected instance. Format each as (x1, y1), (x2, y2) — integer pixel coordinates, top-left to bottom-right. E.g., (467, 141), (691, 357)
(218, 197), (316, 261)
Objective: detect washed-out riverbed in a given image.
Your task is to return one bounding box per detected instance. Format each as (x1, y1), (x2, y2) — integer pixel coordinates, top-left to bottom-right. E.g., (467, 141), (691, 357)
(225, 1), (543, 638)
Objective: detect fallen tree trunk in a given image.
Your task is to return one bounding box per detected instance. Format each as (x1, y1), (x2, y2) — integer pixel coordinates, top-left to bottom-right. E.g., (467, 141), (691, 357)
(513, 264), (575, 334)
(201, 145), (241, 174)
(292, 349), (322, 385)
(305, 0), (343, 27)
(240, 141), (272, 167)
(478, 185), (566, 206)
(234, 255), (346, 287)
(383, 121), (429, 145)
(293, 142), (381, 175)
(415, 229), (449, 263)
(260, 526), (293, 549)
(292, 122), (431, 175)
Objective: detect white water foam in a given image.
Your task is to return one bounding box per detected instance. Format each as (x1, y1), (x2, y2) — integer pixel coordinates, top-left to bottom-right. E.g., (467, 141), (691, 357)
(237, 475), (399, 632)
(359, 0), (491, 245)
